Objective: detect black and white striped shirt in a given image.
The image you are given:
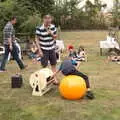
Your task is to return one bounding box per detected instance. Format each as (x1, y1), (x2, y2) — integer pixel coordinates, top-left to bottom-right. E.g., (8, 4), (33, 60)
(36, 24), (57, 51)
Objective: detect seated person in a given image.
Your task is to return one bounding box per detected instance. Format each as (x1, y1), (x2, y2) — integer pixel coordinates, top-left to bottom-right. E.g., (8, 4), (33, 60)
(107, 33), (120, 50)
(30, 42), (38, 58)
(68, 45), (77, 58)
(29, 42), (41, 62)
(53, 57), (95, 100)
(76, 46), (87, 62)
(111, 33), (120, 50)
(108, 52), (120, 62)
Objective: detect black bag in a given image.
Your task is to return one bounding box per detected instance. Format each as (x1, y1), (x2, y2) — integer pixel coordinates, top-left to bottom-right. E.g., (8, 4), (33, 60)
(11, 74), (23, 88)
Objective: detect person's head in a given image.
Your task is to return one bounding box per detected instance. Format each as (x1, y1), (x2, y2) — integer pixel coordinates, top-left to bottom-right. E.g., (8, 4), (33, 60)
(78, 46), (84, 54)
(68, 45), (74, 52)
(10, 16), (17, 25)
(43, 14), (53, 26)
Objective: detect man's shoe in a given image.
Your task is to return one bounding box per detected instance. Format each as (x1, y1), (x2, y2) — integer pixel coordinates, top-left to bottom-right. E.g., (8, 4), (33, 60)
(21, 65), (28, 70)
(86, 91), (95, 100)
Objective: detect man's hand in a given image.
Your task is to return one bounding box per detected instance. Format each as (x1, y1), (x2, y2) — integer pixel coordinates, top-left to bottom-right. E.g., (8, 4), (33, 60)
(9, 45), (13, 51)
(47, 29), (53, 36)
(47, 30), (57, 39)
(8, 38), (13, 51)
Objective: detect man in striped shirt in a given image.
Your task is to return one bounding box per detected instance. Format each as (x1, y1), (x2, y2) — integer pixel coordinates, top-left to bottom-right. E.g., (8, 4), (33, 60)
(35, 15), (58, 84)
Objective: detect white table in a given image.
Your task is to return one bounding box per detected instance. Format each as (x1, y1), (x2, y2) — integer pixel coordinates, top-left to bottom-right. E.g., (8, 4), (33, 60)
(100, 36), (120, 55)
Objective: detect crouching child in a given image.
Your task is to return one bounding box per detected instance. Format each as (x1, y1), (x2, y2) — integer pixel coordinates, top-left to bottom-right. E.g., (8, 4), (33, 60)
(53, 57), (95, 100)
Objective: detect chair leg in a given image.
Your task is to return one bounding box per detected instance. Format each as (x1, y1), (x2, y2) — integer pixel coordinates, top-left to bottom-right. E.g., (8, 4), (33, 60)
(100, 48), (102, 56)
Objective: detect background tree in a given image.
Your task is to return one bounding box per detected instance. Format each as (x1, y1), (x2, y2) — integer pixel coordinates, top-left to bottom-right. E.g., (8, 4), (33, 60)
(0, 0), (118, 36)
(112, 0), (120, 27)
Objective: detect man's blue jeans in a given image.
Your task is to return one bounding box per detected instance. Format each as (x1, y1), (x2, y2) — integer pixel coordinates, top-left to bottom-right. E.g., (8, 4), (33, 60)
(0, 44), (25, 70)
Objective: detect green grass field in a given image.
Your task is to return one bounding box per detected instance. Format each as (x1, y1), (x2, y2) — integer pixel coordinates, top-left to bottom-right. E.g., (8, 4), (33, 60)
(0, 31), (120, 120)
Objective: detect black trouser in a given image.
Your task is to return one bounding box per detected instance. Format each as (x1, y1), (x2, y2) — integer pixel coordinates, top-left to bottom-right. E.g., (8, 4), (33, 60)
(0, 44), (25, 70)
(70, 69), (90, 88)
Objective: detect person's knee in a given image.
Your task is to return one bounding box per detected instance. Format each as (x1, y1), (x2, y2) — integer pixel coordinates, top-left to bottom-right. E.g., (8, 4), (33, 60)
(83, 75), (88, 80)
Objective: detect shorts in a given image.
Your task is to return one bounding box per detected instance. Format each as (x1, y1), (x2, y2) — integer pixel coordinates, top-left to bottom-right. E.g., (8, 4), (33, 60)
(41, 49), (57, 67)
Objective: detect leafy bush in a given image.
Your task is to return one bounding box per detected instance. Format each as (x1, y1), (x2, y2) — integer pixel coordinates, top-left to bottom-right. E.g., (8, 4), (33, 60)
(20, 14), (41, 36)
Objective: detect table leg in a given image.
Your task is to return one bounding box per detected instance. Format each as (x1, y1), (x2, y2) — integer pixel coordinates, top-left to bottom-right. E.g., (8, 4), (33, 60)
(100, 48), (102, 56)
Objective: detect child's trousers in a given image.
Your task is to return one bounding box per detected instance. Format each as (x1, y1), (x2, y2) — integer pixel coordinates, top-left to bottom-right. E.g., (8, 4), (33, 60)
(69, 69), (90, 88)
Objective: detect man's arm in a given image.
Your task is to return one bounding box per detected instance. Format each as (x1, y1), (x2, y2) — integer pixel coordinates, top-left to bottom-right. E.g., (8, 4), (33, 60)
(52, 63), (63, 77)
(8, 37), (13, 51)
(50, 31), (57, 39)
(7, 27), (13, 51)
(47, 27), (57, 39)
(52, 69), (61, 77)
(72, 59), (81, 69)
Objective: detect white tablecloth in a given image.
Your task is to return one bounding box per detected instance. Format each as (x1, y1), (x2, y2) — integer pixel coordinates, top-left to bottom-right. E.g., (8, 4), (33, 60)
(100, 41), (120, 49)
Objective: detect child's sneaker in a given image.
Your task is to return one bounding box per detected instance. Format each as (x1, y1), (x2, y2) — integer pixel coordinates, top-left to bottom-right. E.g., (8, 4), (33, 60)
(86, 91), (95, 100)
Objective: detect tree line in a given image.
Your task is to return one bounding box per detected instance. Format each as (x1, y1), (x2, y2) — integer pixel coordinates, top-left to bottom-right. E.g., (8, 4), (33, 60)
(0, 0), (119, 34)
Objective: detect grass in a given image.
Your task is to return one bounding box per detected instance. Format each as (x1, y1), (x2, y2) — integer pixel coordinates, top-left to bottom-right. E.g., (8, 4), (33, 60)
(0, 31), (120, 120)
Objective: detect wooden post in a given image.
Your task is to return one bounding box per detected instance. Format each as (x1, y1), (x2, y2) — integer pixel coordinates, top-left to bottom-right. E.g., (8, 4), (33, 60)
(100, 48), (102, 56)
